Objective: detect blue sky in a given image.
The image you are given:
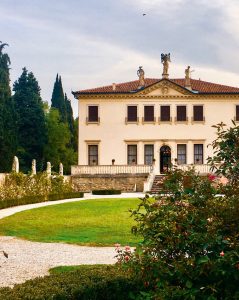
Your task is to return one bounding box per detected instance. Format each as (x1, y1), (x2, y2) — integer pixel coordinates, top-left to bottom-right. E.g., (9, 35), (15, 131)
(1, 0), (239, 115)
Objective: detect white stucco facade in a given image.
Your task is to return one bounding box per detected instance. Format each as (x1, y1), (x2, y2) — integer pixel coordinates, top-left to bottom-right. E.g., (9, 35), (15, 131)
(73, 78), (239, 175)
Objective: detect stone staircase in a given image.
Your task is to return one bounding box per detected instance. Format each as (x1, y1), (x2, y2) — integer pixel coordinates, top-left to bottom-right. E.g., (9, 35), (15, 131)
(150, 175), (166, 194)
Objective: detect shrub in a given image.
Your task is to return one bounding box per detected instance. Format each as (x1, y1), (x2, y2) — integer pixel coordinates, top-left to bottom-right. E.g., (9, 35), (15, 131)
(0, 195), (46, 209)
(92, 189), (121, 195)
(48, 192), (84, 201)
(117, 169), (239, 299)
(0, 172), (84, 209)
(50, 175), (72, 194)
(0, 265), (143, 300)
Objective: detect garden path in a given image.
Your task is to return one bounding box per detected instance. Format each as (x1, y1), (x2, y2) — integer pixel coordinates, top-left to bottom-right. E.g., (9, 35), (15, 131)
(0, 236), (117, 287)
(0, 193), (144, 287)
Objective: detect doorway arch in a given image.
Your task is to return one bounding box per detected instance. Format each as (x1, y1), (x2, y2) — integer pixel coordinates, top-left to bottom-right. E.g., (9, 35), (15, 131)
(160, 145), (171, 173)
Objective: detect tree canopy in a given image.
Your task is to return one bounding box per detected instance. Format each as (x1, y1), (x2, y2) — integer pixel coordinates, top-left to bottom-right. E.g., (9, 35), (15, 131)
(13, 67), (46, 172)
(0, 42), (17, 171)
(44, 108), (77, 174)
(51, 74), (67, 122)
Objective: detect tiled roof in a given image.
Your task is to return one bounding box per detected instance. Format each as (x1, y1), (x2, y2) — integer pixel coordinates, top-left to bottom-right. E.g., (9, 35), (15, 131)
(73, 78), (239, 95)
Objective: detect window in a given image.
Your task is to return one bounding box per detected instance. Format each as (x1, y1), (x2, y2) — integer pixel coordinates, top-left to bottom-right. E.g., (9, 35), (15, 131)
(127, 106), (138, 122)
(236, 105), (239, 121)
(193, 105), (204, 121)
(88, 106), (98, 122)
(144, 106), (154, 122)
(144, 145), (154, 165)
(194, 144), (203, 164)
(127, 145), (137, 165)
(176, 106), (187, 121)
(88, 145), (98, 165)
(177, 144), (187, 165)
(160, 105), (170, 121)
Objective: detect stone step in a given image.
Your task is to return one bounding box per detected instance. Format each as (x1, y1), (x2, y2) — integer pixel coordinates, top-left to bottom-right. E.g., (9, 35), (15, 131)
(150, 175), (167, 194)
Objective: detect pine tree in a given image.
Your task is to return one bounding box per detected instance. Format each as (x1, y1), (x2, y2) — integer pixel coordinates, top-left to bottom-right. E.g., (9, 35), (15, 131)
(13, 68), (46, 172)
(51, 74), (66, 122)
(0, 42), (17, 171)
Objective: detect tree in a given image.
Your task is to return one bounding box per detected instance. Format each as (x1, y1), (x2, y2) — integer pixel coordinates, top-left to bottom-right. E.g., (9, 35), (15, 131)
(51, 74), (66, 122)
(72, 117), (78, 152)
(65, 93), (74, 135)
(0, 42), (17, 171)
(208, 121), (239, 188)
(44, 109), (77, 174)
(13, 68), (46, 172)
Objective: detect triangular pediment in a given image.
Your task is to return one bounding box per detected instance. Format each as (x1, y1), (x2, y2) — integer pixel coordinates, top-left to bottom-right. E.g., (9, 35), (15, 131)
(137, 79), (193, 97)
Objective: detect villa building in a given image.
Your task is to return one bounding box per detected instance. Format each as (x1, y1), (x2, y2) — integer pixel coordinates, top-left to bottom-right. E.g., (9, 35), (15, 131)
(71, 54), (239, 192)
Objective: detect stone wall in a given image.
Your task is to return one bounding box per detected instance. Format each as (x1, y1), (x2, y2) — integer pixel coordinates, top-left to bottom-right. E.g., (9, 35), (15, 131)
(71, 174), (148, 192)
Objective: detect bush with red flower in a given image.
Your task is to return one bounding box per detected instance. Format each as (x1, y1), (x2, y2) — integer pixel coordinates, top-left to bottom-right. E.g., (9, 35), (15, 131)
(119, 169), (239, 299)
(115, 122), (239, 299)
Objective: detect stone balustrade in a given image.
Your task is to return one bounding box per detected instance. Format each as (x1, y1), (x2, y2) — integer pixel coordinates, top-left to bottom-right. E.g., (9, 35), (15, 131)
(177, 164), (212, 174)
(71, 164), (152, 175)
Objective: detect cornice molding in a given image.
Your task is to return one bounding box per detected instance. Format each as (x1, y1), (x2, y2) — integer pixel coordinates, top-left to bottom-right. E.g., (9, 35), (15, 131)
(77, 94), (239, 101)
(124, 139), (206, 143)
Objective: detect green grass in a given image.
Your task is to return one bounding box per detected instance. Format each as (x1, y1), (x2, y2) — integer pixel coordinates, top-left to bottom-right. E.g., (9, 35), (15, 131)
(0, 198), (142, 246)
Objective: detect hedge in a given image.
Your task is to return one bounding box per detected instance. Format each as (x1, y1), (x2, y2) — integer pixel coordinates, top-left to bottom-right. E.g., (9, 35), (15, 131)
(0, 265), (143, 300)
(92, 189), (121, 195)
(0, 192), (84, 209)
(48, 192), (84, 201)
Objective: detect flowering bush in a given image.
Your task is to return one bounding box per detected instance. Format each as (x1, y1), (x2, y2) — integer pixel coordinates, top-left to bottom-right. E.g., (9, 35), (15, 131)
(119, 169), (239, 299)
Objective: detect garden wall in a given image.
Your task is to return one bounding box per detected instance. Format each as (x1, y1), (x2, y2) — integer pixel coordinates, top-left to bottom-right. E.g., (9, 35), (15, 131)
(71, 174), (148, 192)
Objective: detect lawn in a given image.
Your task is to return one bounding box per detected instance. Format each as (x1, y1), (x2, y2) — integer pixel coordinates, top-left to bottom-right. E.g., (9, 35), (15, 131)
(0, 198), (142, 246)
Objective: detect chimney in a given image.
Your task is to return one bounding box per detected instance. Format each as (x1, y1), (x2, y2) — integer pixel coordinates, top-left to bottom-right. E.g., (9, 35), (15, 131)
(112, 83), (116, 91)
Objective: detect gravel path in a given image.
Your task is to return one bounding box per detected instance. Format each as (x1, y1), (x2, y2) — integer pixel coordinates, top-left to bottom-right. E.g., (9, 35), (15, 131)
(0, 193), (144, 287)
(0, 236), (117, 287)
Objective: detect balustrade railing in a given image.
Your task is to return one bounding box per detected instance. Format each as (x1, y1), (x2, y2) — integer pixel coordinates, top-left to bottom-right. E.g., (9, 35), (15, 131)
(71, 164), (152, 175)
(177, 164), (212, 174)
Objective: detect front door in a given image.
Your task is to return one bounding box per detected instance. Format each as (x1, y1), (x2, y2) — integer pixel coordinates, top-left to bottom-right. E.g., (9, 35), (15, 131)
(160, 145), (171, 173)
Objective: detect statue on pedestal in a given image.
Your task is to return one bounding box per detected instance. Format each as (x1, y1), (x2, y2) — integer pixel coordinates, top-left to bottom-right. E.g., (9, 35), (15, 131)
(32, 159), (36, 175)
(12, 156), (19, 173)
(137, 66), (145, 87)
(46, 162), (51, 177)
(185, 65), (192, 89)
(161, 53), (171, 78)
(59, 163), (63, 176)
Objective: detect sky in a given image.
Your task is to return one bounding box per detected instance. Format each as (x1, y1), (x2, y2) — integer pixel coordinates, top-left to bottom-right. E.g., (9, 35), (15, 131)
(1, 0), (239, 116)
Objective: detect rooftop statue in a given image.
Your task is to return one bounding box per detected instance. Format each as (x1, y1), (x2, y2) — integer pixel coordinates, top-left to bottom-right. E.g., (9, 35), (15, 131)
(185, 65), (192, 89)
(137, 66), (145, 87)
(185, 66), (191, 79)
(161, 53), (171, 78)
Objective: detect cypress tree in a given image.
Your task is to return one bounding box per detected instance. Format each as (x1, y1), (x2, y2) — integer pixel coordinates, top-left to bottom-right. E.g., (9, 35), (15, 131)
(0, 42), (17, 171)
(64, 93), (74, 135)
(44, 108), (77, 174)
(51, 74), (66, 122)
(13, 68), (46, 172)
